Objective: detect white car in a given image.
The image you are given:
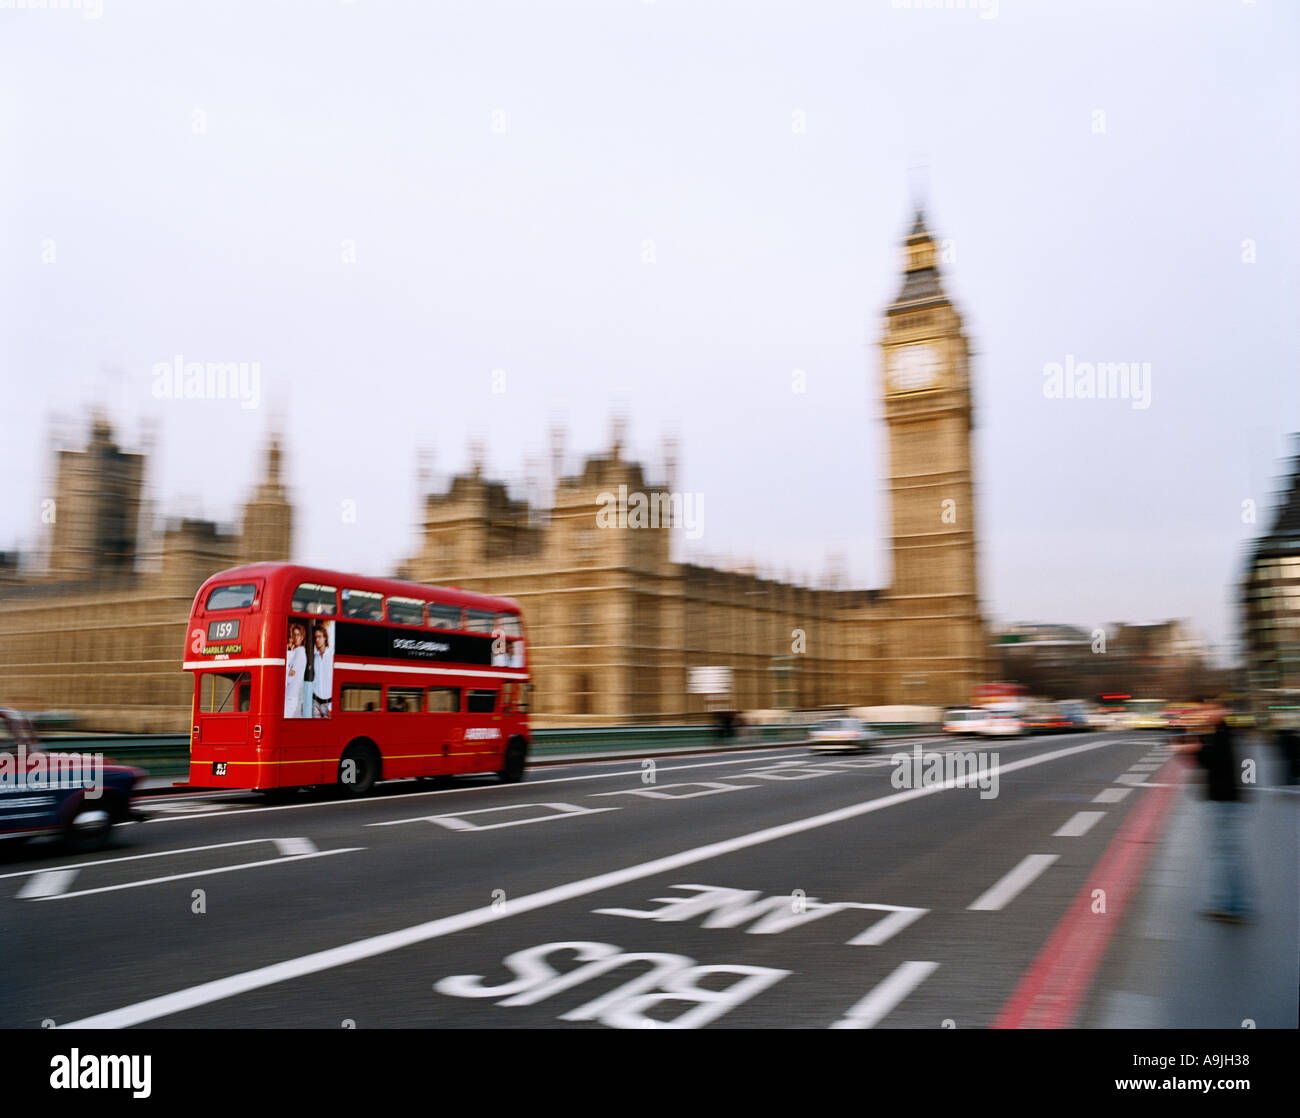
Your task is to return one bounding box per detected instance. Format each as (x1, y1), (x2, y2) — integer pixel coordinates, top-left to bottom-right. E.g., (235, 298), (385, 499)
(943, 707), (986, 735)
(976, 709), (1023, 738)
(808, 717), (880, 753)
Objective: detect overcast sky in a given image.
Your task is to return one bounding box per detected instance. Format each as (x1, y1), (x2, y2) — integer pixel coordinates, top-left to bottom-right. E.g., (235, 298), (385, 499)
(2, 0), (1297, 663)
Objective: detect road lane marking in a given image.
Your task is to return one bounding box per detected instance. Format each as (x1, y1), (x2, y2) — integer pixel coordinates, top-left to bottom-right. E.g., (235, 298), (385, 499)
(829, 961), (939, 1029)
(1054, 811), (1106, 838)
(139, 749), (821, 822)
(273, 837), (317, 856)
(590, 782), (757, 800)
(815, 758), (894, 769)
(845, 905), (929, 946)
(62, 735), (1127, 1029)
(1093, 788), (1132, 803)
(993, 764), (1183, 1028)
(137, 735), (1097, 823)
(0, 838), (310, 880)
(967, 854), (1060, 912)
(140, 801), (238, 815)
(16, 869), (78, 899)
(735, 765), (842, 781)
(29, 848), (363, 901)
(1115, 774), (1147, 785)
(594, 885), (928, 946)
(369, 803), (617, 831)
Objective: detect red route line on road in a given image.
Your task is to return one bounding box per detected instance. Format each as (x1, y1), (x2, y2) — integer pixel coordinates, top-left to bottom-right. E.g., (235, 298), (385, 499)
(992, 756), (1186, 1029)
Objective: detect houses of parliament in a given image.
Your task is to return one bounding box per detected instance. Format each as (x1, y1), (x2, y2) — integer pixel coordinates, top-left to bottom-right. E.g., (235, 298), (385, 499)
(0, 214), (989, 731)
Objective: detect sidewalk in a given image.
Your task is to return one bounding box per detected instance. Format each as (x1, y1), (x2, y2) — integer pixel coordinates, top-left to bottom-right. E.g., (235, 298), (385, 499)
(1083, 736), (1299, 1028)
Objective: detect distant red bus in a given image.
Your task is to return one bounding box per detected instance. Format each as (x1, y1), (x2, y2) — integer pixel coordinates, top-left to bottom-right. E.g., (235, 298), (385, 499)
(184, 563), (530, 794)
(972, 682), (1027, 710)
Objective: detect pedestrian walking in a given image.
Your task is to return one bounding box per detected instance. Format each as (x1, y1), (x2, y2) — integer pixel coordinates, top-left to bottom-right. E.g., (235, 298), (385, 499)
(1188, 704), (1253, 923)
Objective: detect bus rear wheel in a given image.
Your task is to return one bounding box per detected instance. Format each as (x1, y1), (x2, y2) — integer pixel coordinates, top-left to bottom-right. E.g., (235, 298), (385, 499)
(498, 738), (527, 784)
(339, 743), (380, 797)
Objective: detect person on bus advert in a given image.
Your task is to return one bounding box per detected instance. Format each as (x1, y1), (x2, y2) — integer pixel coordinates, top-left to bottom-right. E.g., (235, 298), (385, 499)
(301, 620), (315, 718)
(285, 622), (307, 718)
(313, 624), (333, 718)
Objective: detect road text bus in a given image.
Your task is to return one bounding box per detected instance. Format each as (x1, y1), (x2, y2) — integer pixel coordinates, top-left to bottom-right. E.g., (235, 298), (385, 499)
(184, 563), (530, 794)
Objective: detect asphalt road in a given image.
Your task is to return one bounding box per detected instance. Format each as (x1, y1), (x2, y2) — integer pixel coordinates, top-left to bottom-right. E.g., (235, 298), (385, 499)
(0, 731), (1198, 1029)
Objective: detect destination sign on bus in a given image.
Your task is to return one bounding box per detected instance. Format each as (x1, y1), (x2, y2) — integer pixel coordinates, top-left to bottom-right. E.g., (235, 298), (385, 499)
(207, 619), (240, 642)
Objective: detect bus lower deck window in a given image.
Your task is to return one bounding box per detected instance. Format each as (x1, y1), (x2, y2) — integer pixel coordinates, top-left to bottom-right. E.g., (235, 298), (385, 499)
(427, 687), (461, 713)
(387, 687), (423, 713)
(341, 685), (381, 712)
(467, 689), (497, 713)
(200, 671), (253, 713)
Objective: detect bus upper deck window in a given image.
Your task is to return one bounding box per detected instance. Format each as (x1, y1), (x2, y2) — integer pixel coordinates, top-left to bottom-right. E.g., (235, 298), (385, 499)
(292, 583), (338, 616)
(388, 597), (425, 626)
(465, 610), (495, 634)
(428, 604), (462, 630)
(342, 589), (384, 621)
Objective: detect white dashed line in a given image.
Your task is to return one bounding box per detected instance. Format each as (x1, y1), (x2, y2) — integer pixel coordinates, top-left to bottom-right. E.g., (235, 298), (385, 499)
(829, 961), (940, 1029)
(62, 735), (1124, 1029)
(1093, 787), (1132, 803)
(16, 869), (79, 899)
(1054, 811), (1105, 838)
(967, 853), (1059, 912)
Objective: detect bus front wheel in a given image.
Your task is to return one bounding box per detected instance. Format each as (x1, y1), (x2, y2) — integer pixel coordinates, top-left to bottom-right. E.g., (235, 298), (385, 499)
(498, 738), (527, 784)
(339, 743), (380, 797)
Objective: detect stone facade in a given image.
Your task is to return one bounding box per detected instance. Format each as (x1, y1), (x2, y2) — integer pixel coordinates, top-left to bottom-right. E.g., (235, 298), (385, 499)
(0, 213), (988, 730)
(0, 429), (291, 731)
(398, 212), (989, 724)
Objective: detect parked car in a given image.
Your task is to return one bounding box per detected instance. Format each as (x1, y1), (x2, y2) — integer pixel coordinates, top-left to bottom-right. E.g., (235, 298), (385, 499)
(807, 717), (880, 753)
(0, 708), (144, 852)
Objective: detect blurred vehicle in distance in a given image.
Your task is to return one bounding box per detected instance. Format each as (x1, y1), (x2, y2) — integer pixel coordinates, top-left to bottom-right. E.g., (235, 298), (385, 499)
(1022, 700), (1069, 733)
(27, 711), (82, 732)
(1057, 701), (1092, 731)
(1022, 700), (1090, 733)
(1217, 694), (1255, 729)
(0, 708), (143, 852)
(976, 706), (1023, 738)
(1125, 698), (1169, 731)
(807, 717), (880, 753)
(1165, 703), (1207, 731)
(1092, 692), (1132, 730)
(943, 707), (986, 735)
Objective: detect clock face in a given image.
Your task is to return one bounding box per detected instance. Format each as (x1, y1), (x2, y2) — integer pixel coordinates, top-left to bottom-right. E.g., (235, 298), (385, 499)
(887, 343), (942, 392)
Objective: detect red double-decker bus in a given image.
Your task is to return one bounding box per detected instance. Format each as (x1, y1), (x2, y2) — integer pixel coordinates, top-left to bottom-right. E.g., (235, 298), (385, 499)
(184, 563), (531, 794)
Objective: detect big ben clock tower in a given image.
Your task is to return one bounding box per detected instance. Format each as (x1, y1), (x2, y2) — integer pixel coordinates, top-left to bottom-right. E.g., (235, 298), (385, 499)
(880, 210), (986, 706)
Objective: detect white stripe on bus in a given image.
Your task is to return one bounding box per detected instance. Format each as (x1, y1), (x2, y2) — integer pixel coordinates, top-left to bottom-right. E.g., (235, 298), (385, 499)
(182, 659), (527, 679)
(332, 661), (528, 679)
